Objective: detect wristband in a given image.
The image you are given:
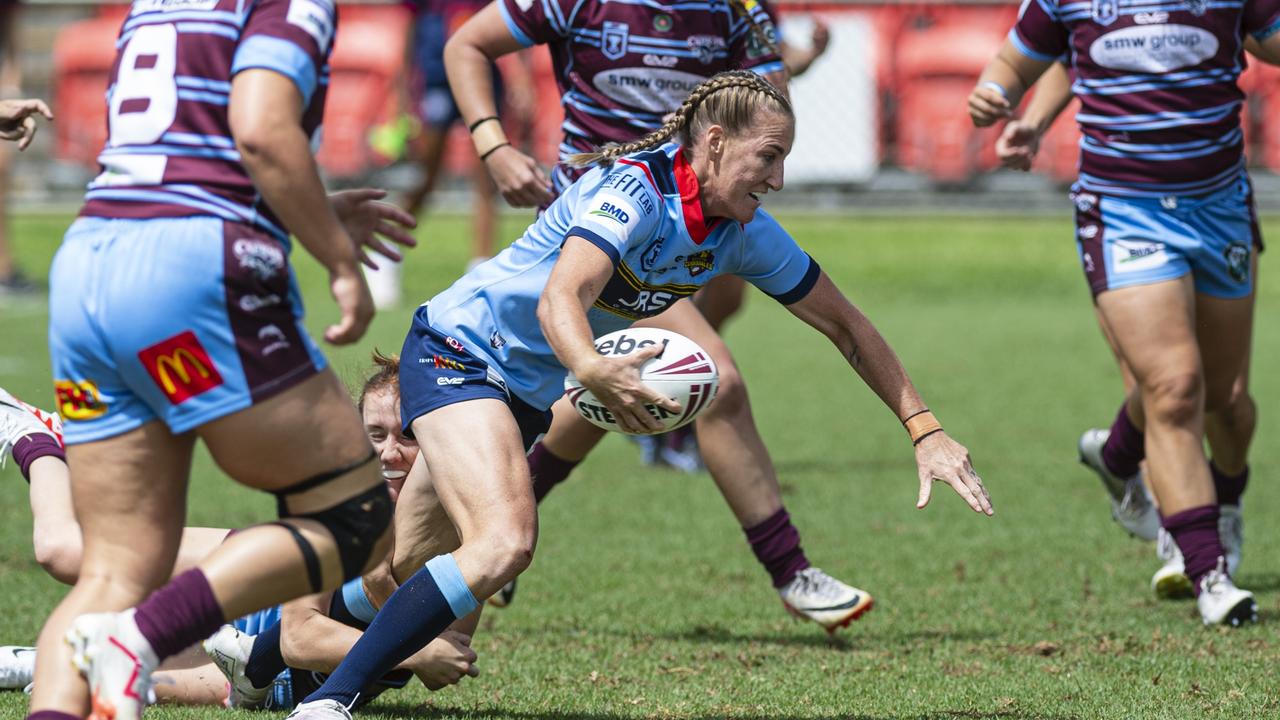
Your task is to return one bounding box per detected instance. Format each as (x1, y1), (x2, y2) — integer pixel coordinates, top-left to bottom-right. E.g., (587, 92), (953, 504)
(470, 119), (509, 159)
(479, 142), (510, 161)
(979, 80), (1008, 99)
(902, 409), (943, 445)
(467, 115), (499, 133)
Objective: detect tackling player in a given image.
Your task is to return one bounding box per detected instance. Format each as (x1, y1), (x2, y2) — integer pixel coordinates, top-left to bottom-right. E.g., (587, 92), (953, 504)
(968, 0), (1280, 626)
(26, 3), (416, 720)
(285, 71), (992, 720)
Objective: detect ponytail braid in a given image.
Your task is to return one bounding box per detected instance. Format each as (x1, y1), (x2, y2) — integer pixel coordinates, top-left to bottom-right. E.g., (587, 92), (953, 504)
(567, 70), (792, 168)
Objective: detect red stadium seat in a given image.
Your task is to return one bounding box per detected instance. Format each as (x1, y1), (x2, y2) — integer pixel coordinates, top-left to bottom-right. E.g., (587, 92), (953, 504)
(52, 17), (119, 168)
(1035, 98), (1081, 186)
(893, 19), (1008, 184)
(316, 7), (412, 177)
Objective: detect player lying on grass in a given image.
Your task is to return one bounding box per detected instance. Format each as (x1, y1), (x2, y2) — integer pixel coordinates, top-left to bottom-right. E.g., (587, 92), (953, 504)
(285, 70), (992, 720)
(435, 0), (869, 632)
(979, 62), (1260, 599)
(0, 364), (478, 708)
(968, 0), (1280, 627)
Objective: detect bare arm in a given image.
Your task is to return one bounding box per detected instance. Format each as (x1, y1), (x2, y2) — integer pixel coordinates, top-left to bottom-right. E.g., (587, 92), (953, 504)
(1246, 32), (1280, 66)
(995, 61), (1073, 171)
(0, 98), (52, 150)
(784, 272), (993, 515)
(537, 238), (680, 434)
(780, 19), (829, 78)
(445, 3), (552, 206)
(968, 39), (1055, 127)
(228, 69), (372, 345)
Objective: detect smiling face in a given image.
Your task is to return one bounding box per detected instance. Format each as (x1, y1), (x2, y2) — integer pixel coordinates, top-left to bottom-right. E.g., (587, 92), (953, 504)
(694, 109), (795, 224)
(362, 387), (418, 503)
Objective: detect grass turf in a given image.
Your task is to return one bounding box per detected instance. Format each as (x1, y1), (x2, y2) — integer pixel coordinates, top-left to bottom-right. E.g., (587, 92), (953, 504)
(1, 211), (1279, 719)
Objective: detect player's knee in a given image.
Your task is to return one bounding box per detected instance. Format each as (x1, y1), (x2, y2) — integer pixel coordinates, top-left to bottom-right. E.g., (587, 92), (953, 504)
(1209, 391), (1257, 438)
(704, 362), (747, 419)
(33, 530), (83, 585)
(1143, 371), (1202, 426)
(479, 524), (536, 579)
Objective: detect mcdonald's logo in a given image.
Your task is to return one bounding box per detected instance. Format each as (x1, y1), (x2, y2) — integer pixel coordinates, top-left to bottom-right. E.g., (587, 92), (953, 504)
(138, 331), (224, 405)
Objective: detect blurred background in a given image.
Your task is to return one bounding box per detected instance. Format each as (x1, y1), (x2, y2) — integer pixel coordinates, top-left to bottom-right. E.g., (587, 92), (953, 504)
(10, 0), (1280, 216)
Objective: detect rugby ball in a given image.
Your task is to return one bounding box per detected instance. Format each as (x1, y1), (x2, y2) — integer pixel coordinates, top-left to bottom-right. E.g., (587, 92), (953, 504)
(564, 328), (719, 434)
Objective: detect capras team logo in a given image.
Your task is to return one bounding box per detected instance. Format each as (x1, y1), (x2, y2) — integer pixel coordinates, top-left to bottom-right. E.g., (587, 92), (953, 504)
(54, 379), (107, 421)
(602, 21), (629, 61)
(233, 238), (285, 282)
(589, 201), (631, 225)
(683, 250), (715, 276)
(137, 331), (224, 405)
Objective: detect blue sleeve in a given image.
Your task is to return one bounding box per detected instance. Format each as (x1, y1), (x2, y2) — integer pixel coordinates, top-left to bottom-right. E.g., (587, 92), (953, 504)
(565, 163), (663, 267)
(233, 0), (335, 105)
(733, 210), (821, 304)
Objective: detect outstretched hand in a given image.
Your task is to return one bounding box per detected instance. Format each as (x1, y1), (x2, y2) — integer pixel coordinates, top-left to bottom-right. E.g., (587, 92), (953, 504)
(0, 99), (54, 151)
(329, 188), (419, 269)
(914, 432), (993, 516)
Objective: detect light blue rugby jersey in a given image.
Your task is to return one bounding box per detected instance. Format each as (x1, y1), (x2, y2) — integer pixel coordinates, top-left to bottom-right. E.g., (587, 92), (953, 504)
(426, 142), (819, 409)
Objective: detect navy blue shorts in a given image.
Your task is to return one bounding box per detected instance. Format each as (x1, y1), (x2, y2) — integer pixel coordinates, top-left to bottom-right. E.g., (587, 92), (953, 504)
(399, 306), (551, 451)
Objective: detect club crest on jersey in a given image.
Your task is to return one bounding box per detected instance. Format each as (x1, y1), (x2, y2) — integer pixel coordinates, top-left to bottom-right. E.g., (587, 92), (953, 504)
(641, 237), (665, 271)
(683, 251), (715, 276)
(688, 35), (727, 64)
(1184, 0), (1209, 15)
(603, 21), (629, 61)
(1093, 0), (1118, 26)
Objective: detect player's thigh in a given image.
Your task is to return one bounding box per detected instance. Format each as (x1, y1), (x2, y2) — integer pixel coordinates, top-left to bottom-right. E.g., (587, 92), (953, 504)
(388, 453), (459, 579)
(1094, 276), (1200, 389)
(68, 421), (196, 595)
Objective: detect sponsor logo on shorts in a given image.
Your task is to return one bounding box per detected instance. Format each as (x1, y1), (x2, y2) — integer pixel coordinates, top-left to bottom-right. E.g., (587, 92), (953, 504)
(233, 238), (285, 282)
(138, 331), (224, 405)
(1224, 243), (1250, 283)
(432, 355), (465, 372)
(258, 325), (291, 356)
(444, 336), (465, 352)
(683, 250), (715, 276)
(54, 379), (107, 421)
(1111, 240), (1168, 273)
(436, 376), (465, 386)
(1079, 225), (1100, 239)
(1161, 196), (1179, 210)
(1072, 192), (1098, 212)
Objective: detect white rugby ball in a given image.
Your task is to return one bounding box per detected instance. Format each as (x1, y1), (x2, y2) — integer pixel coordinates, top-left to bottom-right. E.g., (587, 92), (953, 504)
(564, 328), (719, 435)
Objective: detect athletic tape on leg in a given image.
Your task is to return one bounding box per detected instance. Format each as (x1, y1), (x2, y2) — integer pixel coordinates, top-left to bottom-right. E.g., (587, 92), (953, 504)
(425, 554), (479, 618)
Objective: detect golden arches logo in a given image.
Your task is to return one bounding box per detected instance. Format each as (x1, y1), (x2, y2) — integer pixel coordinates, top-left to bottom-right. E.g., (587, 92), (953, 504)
(153, 348), (212, 395)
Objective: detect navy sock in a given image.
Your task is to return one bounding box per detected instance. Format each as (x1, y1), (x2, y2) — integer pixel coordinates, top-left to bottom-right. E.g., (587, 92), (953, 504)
(1210, 462), (1249, 507)
(244, 622), (286, 690)
(304, 554), (477, 707)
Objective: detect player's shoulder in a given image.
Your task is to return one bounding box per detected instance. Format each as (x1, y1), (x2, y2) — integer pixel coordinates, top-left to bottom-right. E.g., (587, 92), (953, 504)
(610, 144), (680, 198)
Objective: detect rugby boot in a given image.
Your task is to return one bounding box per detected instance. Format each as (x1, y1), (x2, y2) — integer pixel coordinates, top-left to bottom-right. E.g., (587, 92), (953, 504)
(203, 624), (269, 708)
(1151, 528), (1193, 599)
(286, 699), (353, 719)
(0, 645), (35, 690)
(1078, 428), (1159, 540)
(1197, 557), (1257, 627)
(487, 579), (518, 608)
(778, 567), (873, 634)
(0, 386), (62, 466)
(66, 610), (158, 720)
(1219, 504), (1243, 577)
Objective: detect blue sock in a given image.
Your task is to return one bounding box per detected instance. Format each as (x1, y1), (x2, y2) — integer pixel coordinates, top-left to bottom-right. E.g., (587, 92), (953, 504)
(302, 554), (478, 707)
(244, 622), (286, 689)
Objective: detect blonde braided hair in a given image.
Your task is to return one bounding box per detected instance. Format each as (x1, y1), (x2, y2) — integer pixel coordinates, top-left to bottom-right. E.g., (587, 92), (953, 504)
(567, 70), (792, 168)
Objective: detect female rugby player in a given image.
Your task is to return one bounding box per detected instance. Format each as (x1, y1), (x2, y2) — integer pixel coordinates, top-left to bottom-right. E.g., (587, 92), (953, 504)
(967, 0), (1280, 626)
(285, 71), (991, 720)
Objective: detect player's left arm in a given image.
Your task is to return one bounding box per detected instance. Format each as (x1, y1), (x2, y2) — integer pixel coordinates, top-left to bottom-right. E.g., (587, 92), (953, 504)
(782, 273), (993, 516)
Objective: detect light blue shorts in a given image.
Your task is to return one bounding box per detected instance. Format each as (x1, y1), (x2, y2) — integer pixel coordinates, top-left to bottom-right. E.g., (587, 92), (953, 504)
(1072, 173), (1260, 299)
(48, 216), (327, 444)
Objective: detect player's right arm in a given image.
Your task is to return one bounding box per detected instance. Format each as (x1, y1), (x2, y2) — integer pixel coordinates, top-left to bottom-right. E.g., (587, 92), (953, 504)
(230, 0), (373, 345)
(996, 61), (1073, 171)
(968, 0), (1065, 127)
(445, 2), (554, 207)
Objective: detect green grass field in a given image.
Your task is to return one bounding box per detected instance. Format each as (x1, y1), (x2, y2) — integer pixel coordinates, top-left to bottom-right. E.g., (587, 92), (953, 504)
(2, 210), (1279, 719)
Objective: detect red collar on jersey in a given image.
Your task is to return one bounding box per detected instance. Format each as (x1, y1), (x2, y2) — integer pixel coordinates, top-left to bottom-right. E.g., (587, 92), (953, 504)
(674, 147), (723, 245)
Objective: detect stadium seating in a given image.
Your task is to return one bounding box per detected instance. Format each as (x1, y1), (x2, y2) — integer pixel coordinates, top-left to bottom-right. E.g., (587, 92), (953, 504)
(51, 16), (117, 167)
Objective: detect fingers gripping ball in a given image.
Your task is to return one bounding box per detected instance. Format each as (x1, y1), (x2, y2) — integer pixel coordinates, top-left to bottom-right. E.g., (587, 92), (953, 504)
(565, 328), (719, 434)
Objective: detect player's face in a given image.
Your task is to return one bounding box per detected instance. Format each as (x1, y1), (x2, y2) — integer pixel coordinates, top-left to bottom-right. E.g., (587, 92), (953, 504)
(362, 387), (419, 503)
(701, 110), (794, 224)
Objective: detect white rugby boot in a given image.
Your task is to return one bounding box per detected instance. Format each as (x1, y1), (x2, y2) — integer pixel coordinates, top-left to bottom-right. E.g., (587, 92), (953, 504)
(0, 645), (35, 690)
(1151, 528), (1193, 599)
(778, 567), (873, 634)
(1197, 557), (1257, 627)
(0, 387), (62, 467)
(1078, 428), (1159, 540)
(286, 699), (353, 719)
(66, 611), (159, 720)
(202, 624), (268, 708)
(1219, 504), (1243, 578)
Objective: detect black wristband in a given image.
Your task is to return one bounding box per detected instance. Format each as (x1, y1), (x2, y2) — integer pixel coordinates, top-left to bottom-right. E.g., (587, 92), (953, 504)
(479, 142), (511, 161)
(901, 408), (930, 425)
(468, 116), (499, 133)
(912, 428), (944, 446)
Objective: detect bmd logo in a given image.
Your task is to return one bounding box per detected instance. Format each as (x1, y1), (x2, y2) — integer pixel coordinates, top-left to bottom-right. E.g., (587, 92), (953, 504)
(138, 331), (224, 404)
(589, 202), (630, 225)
